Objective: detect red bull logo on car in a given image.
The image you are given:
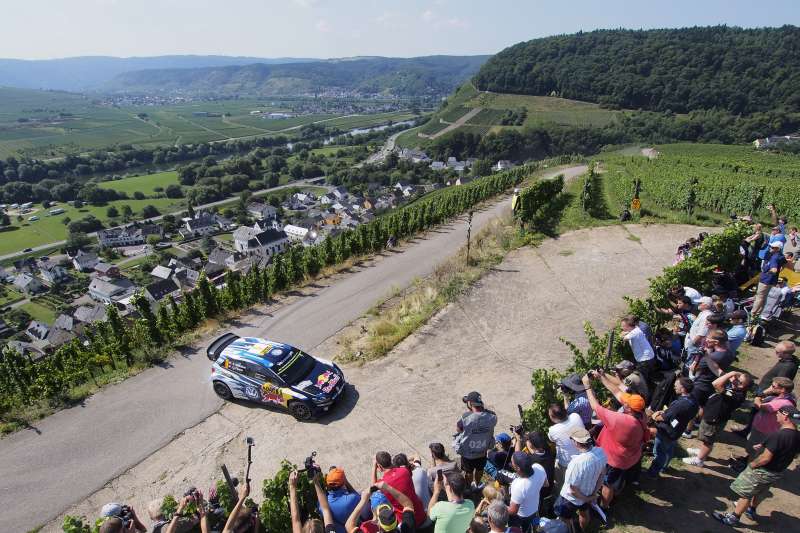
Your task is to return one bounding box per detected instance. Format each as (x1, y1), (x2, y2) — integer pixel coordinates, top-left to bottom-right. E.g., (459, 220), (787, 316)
(316, 370), (340, 393)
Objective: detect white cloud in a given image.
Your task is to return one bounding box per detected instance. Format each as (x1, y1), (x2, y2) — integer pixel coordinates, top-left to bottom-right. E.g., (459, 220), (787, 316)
(315, 19), (331, 32)
(421, 10), (469, 30)
(421, 10), (436, 23)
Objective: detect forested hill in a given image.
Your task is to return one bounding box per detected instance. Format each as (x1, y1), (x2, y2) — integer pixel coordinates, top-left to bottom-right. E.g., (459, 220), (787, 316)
(473, 26), (800, 114)
(106, 56), (489, 97)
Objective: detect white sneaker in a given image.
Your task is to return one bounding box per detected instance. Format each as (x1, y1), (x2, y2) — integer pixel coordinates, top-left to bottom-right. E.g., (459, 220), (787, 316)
(682, 456), (704, 467)
(686, 447), (701, 456)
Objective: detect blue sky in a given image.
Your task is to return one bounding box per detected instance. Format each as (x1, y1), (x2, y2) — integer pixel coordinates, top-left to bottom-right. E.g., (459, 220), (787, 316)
(3, 0), (799, 60)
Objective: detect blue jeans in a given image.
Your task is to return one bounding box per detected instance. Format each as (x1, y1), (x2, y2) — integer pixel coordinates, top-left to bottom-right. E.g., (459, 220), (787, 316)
(648, 434), (677, 475)
(509, 512), (538, 533)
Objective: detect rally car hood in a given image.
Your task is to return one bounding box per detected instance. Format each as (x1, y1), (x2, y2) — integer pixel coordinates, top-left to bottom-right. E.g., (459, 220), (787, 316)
(290, 360), (343, 399)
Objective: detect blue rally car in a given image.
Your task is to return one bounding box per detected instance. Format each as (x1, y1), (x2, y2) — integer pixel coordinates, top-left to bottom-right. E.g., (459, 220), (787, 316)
(207, 333), (346, 420)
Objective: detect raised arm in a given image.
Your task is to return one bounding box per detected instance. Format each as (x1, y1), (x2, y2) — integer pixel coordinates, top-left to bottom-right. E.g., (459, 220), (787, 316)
(287, 472), (303, 533)
(712, 371), (737, 392)
(346, 490), (371, 533)
(313, 472), (335, 527)
(223, 482), (251, 533)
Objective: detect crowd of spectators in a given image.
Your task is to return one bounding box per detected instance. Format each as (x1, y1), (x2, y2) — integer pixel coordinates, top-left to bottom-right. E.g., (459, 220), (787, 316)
(88, 217), (800, 533)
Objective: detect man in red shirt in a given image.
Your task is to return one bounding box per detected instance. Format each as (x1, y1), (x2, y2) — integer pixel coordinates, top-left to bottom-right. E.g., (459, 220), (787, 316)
(372, 451), (427, 527)
(581, 372), (649, 509)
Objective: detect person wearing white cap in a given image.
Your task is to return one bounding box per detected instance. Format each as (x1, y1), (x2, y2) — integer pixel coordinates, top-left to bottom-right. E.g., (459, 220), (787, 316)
(685, 296), (713, 354)
(751, 240), (786, 317)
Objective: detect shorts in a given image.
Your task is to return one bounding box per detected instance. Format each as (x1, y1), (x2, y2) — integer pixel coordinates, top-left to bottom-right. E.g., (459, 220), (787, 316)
(691, 383), (714, 407)
(604, 465), (637, 492)
(730, 466), (782, 499)
(554, 495), (589, 519)
(698, 419), (721, 444)
(460, 455), (487, 473)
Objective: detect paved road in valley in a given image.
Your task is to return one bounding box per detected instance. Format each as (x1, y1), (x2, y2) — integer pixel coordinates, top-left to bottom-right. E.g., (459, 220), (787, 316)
(0, 166), (586, 532)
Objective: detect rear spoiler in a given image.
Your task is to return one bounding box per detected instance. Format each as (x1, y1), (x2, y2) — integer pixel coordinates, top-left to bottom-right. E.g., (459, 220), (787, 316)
(207, 333), (240, 361)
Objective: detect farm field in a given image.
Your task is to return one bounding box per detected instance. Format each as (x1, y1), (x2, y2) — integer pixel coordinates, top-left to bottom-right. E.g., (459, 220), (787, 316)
(19, 300), (58, 324)
(466, 92), (620, 127)
(0, 196), (185, 256)
(97, 170), (180, 196)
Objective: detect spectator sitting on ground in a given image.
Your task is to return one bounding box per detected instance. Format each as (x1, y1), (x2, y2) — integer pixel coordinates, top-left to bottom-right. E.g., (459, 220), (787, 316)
(397, 454), (430, 512)
(559, 374), (592, 427)
(100, 503), (147, 533)
(428, 471), (475, 533)
(581, 372), (649, 509)
(726, 310), (748, 355)
(734, 340), (798, 438)
(427, 443), (459, 499)
(323, 467), (361, 533)
(346, 481), (416, 533)
(684, 371), (751, 467)
(646, 377), (698, 478)
(713, 405), (800, 527)
(507, 451), (548, 532)
(474, 485), (502, 519)
(454, 391), (498, 486)
(621, 315), (657, 383)
(488, 432), (513, 470)
(546, 403), (583, 489)
(373, 451), (427, 527)
(554, 427), (607, 533)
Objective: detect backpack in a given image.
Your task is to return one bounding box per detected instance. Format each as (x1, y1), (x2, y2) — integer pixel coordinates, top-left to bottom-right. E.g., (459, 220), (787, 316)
(649, 371), (677, 411)
(746, 324), (765, 346)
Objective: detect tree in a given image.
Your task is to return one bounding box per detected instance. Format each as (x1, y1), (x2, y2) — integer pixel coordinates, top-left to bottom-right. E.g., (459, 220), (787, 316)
(121, 205), (133, 219)
(224, 271), (243, 310)
(131, 291), (163, 346)
(133, 191), (146, 200)
(141, 205), (160, 218)
(196, 272), (219, 318)
(105, 304), (132, 366)
(0, 213), (10, 227)
(165, 184), (183, 198)
(147, 234), (162, 246)
(106, 206), (119, 218)
(269, 254), (289, 292)
(65, 232), (91, 249)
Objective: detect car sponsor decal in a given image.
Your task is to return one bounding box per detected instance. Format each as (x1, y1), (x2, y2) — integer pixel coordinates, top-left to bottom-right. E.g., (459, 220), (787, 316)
(261, 383), (286, 405)
(249, 343), (273, 355)
(315, 370), (341, 393)
(244, 385), (260, 400)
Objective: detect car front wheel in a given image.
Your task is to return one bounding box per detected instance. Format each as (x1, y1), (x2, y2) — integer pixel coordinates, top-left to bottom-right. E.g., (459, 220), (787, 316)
(213, 381), (233, 400)
(288, 401), (313, 421)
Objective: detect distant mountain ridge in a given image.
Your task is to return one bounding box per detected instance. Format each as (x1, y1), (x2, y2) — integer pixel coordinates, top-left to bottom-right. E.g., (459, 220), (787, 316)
(0, 55), (319, 91)
(105, 56), (490, 97)
(473, 26), (800, 114)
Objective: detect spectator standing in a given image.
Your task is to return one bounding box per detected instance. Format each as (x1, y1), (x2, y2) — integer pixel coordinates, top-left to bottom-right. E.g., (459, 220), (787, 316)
(559, 374), (592, 427)
(165, 491), (208, 533)
(684, 371), (751, 467)
(751, 241), (785, 316)
(690, 329), (736, 409)
(324, 468), (361, 533)
(485, 501), (515, 533)
(507, 451), (548, 532)
(784, 226), (800, 257)
(227, 482), (259, 533)
(745, 377), (797, 459)
(604, 360), (650, 403)
(713, 405), (800, 527)
(581, 373), (649, 508)
(646, 377), (698, 477)
(546, 403), (583, 489)
(453, 391), (497, 485)
(621, 316), (657, 382)
(374, 451), (427, 527)
(554, 428), (607, 532)
(99, 503), (147, 533)
(522, 431), (556, 505)
(726, 310), (748, 355)
(734, 341), (798, 437)
(428, 471), (475, 533)
(685, 296), (713, 354)
(427, 443), (459, 491)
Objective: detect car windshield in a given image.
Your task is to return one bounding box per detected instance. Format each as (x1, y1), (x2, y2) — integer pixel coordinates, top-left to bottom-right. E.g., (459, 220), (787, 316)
(273, 349), (316, 384)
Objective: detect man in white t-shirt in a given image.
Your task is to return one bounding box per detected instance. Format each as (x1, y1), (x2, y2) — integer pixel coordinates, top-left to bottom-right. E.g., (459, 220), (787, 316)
(546, 403), (583, 491)
(683, 286), (702, 304)
(508, 451), (548, 533)
(621, 315), (656, 382)
(685, 296), (713, 354)
(554, 427), (607, 532)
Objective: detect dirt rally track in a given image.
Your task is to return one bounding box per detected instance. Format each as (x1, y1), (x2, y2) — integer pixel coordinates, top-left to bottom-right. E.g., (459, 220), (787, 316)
(35, 219), (721, 532)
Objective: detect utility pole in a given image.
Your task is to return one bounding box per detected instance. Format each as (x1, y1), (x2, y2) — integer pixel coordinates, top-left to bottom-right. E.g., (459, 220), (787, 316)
(466, 210), (473, 265)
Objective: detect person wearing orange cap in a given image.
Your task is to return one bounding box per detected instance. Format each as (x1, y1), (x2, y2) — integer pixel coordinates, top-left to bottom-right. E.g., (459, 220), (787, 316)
(324, 467), (361, 533)
(581, 372), (649, 509)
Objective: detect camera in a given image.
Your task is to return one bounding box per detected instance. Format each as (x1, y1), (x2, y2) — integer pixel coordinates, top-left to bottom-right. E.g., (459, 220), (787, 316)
(509, 424), (524, 436)
(246, 436), (255, 446)
(119, 505), (133, 527)
(302, 451), (320, 474)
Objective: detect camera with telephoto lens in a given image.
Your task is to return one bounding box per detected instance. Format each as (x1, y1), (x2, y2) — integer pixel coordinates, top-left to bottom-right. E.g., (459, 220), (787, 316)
(302, 451), (320, 474)
(509, 424), (524, 436)
(118, 505), (134, 527)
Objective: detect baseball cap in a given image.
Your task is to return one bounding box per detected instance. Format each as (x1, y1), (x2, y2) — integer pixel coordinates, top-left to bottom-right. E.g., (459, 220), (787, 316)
(100, 503), (123, 517)
(570, 427), (592, 444)
(614, 360), (635, 373)
(769, 241), (783, 249)
(326, 467), (346, 488)
(620, 393), (646, 413)
(698, 296), (713, 307)
(370, 491), (390, 510)
(463, 391), (483, 406)
(778, 405), (800, 422)
(512, 451), (533, 475)
(778, 277), (787, 284)
(560, 373), (586, 392)
(376, 504), (399, 531)
(495, 432), (512, 444)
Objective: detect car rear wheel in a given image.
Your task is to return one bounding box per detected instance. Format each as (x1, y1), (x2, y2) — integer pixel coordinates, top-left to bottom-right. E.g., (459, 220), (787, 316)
(213, 382), (233, 400)
(288, 401), (313, 421)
